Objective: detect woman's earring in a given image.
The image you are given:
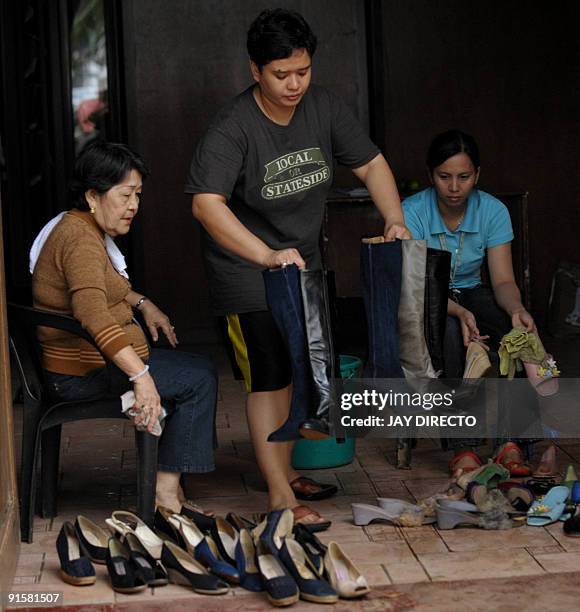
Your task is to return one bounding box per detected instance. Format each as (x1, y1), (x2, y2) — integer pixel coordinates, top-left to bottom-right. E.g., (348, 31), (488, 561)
(90, 206), (95, 214)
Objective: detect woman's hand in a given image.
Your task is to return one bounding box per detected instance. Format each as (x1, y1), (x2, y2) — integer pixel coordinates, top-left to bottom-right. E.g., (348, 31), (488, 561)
(511, 308), (536, 333)
(132, 372), (162, 433)
(140, 301), (178, 347)
(383, 221), (412, 241)
(456, 307), (490, 349)
(263, 248), (306, 270)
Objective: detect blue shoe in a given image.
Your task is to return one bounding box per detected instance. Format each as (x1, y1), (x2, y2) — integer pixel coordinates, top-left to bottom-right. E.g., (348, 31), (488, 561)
(161, 541), (230, 595)
(253, 509), (294, 551)
(167, 512), (239, 584)
(571, 482), (580, 504)
(235, 529), (263, 592)
(56, 522), (96, 586)
(279, 539), (337, 604)
(256, 540), (298, 606)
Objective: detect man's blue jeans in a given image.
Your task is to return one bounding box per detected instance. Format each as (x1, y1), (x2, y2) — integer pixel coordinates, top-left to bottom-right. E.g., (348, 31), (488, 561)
(45, 349), (217, 473)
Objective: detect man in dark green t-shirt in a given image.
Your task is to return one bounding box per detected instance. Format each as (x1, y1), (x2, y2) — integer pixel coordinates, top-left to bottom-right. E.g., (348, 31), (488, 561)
(186, 8), (410, 529)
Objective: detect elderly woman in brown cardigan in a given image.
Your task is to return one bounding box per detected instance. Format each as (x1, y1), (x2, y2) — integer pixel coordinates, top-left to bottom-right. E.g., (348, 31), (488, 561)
(31, 141), (216, 515)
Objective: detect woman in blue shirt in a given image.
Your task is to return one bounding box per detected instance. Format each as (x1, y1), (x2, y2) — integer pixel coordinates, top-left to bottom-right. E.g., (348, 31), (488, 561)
(403, 130), (538, 476)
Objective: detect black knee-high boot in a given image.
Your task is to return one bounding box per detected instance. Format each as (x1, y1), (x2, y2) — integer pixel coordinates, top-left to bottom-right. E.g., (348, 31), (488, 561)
(298, 269), (337, 440)
(424, 248), (451, 374)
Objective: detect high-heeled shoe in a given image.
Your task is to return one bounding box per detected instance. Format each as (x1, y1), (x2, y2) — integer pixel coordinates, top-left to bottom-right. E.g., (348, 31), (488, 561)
(167, 512), (239, 584)
(324, 541), (370, 599)
(106, 511), (164, 560)
(74, 515), (109, 564)
(106, 537), (148, 594)
(235, 528), (263, 592)
(256, 540), (299, 607)
(160, 541), (229, 595)
(209, 516), (239, 567)
(252, 508), (294, 551)
(56, 522), (96, 586)
(124, 533), (168, 587)
(180, 500), (216, 533)
(154, 506), (187, 548)
(279, 538), (337, 604)
(292, 523), (326, 575)
(226, 512), (256, 532)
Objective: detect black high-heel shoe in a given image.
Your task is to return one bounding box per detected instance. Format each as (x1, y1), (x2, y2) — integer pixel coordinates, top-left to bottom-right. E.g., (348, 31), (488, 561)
(106, 538), (148, 594)
(56, 522), (96, 586)
(124, 533), (168, 587)
(154, 506), (187, 548)
(226, 512), (256, 532)
(292, 523), (327, 574)
(179, 501), (216, 533)
(74, 515), (109, 565)
(209, 516), (239, 566)
(161, 541), (229, 595)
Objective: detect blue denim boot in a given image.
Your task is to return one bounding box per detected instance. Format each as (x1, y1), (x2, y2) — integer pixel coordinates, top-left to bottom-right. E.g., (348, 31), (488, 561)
(263, 265), (313, 441)
(360, 239), (405, 379)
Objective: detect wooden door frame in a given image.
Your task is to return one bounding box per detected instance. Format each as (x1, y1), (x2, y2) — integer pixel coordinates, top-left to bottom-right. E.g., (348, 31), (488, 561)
(0, 192), (19, 593)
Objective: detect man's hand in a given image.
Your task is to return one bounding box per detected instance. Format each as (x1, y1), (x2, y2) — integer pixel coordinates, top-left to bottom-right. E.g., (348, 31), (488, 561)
(383, 222), (412, 241)
(263, 248), (306, 270)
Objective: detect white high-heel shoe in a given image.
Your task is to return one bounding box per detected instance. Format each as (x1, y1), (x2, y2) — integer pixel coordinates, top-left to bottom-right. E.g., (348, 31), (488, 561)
(324, 541), (370, 599)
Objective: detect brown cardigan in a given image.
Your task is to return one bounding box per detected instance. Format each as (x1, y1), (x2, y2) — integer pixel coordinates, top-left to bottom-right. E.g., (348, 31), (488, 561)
(32, 209), (149, 375)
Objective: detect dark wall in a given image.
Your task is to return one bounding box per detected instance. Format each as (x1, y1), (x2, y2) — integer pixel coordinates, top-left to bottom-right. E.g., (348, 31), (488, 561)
(379, 0), (580, 323)
(122, 0), (368, 342)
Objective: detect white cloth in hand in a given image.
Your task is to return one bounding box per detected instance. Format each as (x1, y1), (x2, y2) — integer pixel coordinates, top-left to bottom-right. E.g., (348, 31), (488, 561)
(120, 390), (166, 437)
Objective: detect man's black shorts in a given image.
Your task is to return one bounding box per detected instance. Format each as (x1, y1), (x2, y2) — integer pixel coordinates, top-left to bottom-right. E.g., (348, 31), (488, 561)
(221, 310), (292, 392)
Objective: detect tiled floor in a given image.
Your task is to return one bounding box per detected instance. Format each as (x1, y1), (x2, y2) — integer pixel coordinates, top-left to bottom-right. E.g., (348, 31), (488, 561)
(8, 343), (580, 610)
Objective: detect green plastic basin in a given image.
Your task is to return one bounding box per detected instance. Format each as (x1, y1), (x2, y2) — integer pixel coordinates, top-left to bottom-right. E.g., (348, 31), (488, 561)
(291, 354), (360, 470)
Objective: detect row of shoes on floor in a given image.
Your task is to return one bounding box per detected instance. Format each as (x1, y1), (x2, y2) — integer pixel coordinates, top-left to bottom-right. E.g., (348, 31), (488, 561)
(351, 463), (580, 531)
(56, 507), (369, 606)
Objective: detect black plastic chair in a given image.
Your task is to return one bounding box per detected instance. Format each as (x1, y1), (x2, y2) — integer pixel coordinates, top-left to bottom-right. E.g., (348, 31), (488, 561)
(8, 303), (157, 543)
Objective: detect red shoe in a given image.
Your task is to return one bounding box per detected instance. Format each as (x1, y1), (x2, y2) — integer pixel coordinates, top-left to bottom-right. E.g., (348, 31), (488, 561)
(449, 450), (482, 476)
(494, 442), (532, 477)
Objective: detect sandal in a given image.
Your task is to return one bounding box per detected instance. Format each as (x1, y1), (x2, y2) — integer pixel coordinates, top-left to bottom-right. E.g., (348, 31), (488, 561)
(457, 462), (510, 490)
(494, 442), (533, 477)
(289, 476), (337, 502)
(449, 450), (483, 476)
(292, 505), (331, 533)
(106, 511), (164, 560)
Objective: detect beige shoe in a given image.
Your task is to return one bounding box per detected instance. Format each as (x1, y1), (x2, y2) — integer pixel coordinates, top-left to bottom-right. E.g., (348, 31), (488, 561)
(463, 342), (492, 379)
(324, 541), (370, 599)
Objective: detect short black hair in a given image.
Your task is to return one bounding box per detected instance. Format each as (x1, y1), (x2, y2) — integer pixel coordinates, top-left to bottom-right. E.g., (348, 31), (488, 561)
(247, 8), (317, 70)
(70, 141), (149, 211)
(426, 130), (480, 175)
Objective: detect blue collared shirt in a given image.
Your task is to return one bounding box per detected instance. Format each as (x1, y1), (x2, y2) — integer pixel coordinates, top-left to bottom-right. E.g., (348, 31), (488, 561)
(402, 187), (514, 289)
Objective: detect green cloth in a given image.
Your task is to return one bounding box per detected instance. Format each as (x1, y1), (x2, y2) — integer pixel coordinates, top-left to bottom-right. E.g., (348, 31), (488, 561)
(498, 327), (546, 379)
